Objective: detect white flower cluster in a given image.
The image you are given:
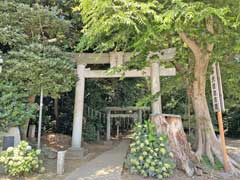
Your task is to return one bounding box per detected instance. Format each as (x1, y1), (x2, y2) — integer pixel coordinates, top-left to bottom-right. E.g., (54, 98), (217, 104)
(0, 141), (44, 176)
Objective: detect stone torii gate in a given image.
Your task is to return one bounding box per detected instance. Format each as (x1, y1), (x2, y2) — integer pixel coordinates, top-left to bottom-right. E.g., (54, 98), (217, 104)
(105, 106), (151, 140)
(70, 48), (176, 156)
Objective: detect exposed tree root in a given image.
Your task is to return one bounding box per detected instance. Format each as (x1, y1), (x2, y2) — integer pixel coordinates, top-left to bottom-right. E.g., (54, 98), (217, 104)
(196, 121), (240, 176)
(151, 113), (240, 177)
(211, 138), (240, 176)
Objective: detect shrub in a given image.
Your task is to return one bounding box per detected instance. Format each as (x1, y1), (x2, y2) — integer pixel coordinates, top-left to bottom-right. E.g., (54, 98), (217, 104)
(83, 117), (103, 142)
(0, 82), (37, 132)
(0, 141), (44, 176)
(83, 121), (98, 141)
(126, 121), (175, 180)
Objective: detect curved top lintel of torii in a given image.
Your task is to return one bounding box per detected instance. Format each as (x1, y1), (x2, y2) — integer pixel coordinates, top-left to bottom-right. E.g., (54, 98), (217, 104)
(72, 48), (176, 67)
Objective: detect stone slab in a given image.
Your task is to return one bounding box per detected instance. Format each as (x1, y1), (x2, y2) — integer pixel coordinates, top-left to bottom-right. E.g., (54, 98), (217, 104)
(2, 127), (21, 147)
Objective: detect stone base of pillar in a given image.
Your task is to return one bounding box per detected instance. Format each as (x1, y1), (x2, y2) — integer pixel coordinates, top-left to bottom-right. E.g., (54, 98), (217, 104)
(65, 147), (85, 160)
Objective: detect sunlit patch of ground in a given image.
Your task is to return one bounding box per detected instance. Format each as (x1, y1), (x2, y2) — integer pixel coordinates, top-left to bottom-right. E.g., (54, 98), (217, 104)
(0, 140), (120, 180)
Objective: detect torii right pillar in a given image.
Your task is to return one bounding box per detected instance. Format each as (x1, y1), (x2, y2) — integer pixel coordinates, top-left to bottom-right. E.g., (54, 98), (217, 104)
(150, 60), (162, 114)
(148, 48), (177, 114)
(148, 49), (197, 176)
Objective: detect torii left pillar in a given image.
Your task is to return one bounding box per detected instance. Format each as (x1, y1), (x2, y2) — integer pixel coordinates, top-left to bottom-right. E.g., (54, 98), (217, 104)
(66, 64), (85, 159)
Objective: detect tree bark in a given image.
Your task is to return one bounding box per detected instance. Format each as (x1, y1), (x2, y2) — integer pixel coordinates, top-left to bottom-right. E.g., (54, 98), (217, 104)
(151, 114), (199, 176)
(191, 54), (240, 175)
(20, 95), (36, 140)
(178, 17), (240, 173)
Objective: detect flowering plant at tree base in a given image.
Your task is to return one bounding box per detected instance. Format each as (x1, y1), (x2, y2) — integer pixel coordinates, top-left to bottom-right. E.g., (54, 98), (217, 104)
(126, 121), (175, 180)
(0, 141), (44, 176)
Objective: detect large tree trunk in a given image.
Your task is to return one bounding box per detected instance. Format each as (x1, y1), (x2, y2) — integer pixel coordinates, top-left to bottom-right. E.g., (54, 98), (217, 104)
(20, 95), (36, 140)
(178, 23), (240, 174)
(192, 55), (240, 175)
(151, 114), (199, 176)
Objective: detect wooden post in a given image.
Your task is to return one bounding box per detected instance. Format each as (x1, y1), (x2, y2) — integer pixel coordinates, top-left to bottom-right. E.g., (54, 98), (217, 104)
(71, 64), (85, 149)
(217, 111), (230, 172)
(106, 110), (111, 141)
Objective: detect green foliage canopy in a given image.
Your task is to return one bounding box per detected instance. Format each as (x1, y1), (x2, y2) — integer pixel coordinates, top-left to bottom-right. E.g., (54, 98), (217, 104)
(2, 44), (75, 98)
(75, 0), (240, 55)
(0, 82), (37, 131)
(0, 1), (71, 50)
(0, 1), (76, 129)
(75, 0), (240, 136)
(0, 1), (76, 98)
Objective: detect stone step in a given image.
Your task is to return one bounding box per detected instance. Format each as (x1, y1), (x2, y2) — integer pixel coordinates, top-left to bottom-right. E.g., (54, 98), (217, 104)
(65, 147), (87, 160)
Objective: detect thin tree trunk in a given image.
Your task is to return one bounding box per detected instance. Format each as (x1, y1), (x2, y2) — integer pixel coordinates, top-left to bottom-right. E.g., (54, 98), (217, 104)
(20, 95), (36, 140)
(54, 98), (59, 129)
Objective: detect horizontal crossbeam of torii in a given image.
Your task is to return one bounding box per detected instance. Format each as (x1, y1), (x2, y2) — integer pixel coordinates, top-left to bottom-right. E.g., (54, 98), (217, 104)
(70, 48), (176, 151)
(83, 67), (175, 78)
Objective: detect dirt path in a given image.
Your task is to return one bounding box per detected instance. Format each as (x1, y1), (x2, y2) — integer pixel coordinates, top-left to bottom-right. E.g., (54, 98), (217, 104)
(65, 140), (130, 180)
